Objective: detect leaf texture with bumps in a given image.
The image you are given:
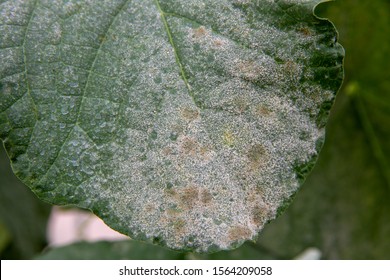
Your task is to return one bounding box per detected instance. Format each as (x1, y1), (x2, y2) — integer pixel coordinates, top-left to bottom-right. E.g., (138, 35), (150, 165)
(0, 0), (343, 253)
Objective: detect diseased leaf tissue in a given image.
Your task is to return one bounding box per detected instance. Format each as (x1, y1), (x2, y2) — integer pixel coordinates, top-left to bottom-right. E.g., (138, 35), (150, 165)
(0, 0), (343, 253)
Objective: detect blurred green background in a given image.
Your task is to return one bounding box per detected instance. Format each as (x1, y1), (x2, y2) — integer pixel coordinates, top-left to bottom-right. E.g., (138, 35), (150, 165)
(1, 0), (389, 259)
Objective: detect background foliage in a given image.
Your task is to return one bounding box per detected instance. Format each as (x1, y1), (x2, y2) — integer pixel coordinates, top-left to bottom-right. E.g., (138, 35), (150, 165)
(1, 0), (389, 259)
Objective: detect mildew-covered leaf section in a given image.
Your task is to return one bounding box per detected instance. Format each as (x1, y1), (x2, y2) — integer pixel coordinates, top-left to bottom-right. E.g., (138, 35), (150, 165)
(147, 0), (343, 251)
(0, 0), (343, 253)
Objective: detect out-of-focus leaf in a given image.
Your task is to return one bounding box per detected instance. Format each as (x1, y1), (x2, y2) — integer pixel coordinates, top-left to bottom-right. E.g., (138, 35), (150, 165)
(36, 240), (186, 260)
(0, 220), (11, 253)
(0, 145), (51, 259)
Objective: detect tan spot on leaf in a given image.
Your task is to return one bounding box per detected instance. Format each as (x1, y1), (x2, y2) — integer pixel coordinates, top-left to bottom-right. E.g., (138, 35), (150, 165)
(297, 27), (313, 37)
(200, 189), (213, 204)
(213, 38), (225, 47)
(247, 186), (265, 203)
(248, 144), (267, 164)
(283, 60), (299, 76)
(223, 130), (236, 147)
(193, 26), (207, 38)
(179, 186), (200, 209)
(144, 203), (155, 213)
(164, 188), (176, 197)
(228, 226), (252, 241)
(171, 218), (186, 234)
(180, 107), (199, 121)
(181, 137), (199, 155)
(251, 205), (268, 227)
(236, 60), (267, 82)
(254, 105), (272, 116)
(165, 206), (182, 218)
(199, 145), (211, 156)
(162, 147), (173, 156)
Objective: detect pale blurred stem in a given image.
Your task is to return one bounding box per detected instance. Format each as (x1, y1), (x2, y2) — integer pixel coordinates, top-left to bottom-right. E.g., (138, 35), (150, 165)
(353, 93), (390, 191)
(76, 213), (93, 240)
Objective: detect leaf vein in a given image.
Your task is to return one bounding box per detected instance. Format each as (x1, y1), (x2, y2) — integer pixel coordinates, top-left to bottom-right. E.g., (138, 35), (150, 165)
(153, 0), (200, 108)
(38, 0), (132, 184)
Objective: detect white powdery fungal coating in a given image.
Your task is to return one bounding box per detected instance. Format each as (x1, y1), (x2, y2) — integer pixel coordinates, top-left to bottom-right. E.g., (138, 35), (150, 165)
(0, 0), (343, 252)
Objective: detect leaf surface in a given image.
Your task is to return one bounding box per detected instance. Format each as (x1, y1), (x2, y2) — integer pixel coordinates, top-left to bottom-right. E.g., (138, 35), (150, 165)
(0, 0), (343, 252)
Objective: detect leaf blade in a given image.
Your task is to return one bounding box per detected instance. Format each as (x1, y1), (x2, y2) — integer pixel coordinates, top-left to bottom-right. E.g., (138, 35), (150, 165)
(0, 0), (343, 253)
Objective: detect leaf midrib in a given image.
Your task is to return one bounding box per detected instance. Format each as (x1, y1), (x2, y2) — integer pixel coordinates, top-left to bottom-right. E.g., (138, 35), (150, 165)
(153, 0), (199, 108)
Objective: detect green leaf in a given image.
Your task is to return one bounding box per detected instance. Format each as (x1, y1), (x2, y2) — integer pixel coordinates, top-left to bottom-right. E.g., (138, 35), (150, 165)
(0, 220), (12, 254)
(0, 0), (343, 253)
(0, 145), (51, 259)
(36, 240), (186, 260)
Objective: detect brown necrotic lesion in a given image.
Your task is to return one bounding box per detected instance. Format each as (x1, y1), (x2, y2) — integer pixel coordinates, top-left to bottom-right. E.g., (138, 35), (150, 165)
(192, 26), (208, 39)
(228, 226), (252, 242)
(180, 137), (199, 155)
(180, 107), (199, 121)
(247, 143), (268, 168)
